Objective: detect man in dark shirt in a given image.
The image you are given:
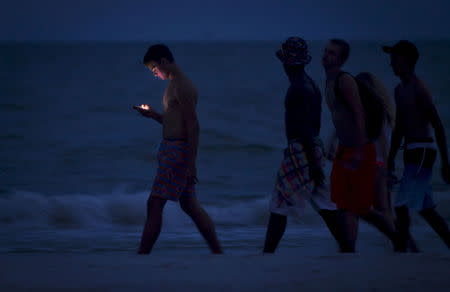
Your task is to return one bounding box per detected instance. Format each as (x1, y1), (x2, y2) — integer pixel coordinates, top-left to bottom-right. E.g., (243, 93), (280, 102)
(263, 37), (342, 253)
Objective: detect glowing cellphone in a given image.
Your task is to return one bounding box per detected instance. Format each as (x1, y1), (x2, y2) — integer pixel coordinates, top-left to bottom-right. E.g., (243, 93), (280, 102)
(133, 105), (150, 110)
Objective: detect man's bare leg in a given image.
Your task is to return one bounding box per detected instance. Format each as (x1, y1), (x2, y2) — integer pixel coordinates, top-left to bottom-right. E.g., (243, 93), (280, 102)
(179, 196), (222, 254)
(394, 205), (421, 252)
(263, 212), (287, 253)
(337, 210), (359, 252)
(318, 209), (345, 249)
(138, 196), (167, 254)
(420, 207), (450, 248)
(361, 209), (402, 251)
(374, 171), (395, 230)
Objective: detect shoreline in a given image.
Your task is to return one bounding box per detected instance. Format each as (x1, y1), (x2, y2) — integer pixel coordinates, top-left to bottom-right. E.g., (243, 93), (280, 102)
(1, 250), (449, 291)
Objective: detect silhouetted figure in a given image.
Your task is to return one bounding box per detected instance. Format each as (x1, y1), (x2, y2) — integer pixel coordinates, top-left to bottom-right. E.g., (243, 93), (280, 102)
(135, 44), (222, 254)
(263, 37), (342, 253)
(384, 40), (450, 251)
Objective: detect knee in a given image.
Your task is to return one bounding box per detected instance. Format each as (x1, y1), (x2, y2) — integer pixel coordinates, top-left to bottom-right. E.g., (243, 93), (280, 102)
(395, 206), (409, 218)
(268, 212), (287, 228)
(147, 196), (166, 212)
(180, 200), (195, 215)
(419, 207), (435, 217)
(395, 206), (410, 226)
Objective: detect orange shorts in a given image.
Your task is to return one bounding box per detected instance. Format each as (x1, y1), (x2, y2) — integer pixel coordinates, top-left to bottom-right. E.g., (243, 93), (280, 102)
(330, 143), (376, 214)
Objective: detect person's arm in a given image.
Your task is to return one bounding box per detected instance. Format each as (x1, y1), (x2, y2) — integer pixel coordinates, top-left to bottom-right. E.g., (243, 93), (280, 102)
(338, 74), (366, 146)
(387, 88), (403, 172)
(378, 124), (389, 163)
(302, 138), (325, 188)
(325, 130), (338, 160)
(176, 88), (199, 182)
(134, 104), (163, 124)
(387, 126), (403, 172)
(336, 74), (366, 170)
(417, 80), (450, 183)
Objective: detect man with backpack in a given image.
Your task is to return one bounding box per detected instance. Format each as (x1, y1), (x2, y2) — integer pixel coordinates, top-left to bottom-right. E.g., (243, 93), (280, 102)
(322, 39), (400, 252)
(384, 40), (450, 251)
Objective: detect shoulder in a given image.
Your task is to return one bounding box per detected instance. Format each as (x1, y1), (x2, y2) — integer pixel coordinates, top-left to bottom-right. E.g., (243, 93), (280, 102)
(289, 82), (307, 94)
(306, 74), (321, 92)
(338, 72), (355, 85)
(337, 72), (358, 94)
(394, 83), (403, 101)
(173, 79), (197, 105)
(289, 84), (316, 102)
(413, 76), (431, 98)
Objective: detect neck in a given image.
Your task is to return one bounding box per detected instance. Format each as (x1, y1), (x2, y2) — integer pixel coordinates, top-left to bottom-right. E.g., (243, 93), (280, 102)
(168, 64), (182, 80)
(325, 66), (341, 81)
(287, 67), (306, 83)
(400, 71), (415, 84)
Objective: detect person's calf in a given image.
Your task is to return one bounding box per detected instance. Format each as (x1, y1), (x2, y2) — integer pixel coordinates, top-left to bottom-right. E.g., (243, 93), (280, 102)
(180, 197), (223, 254)
(318, 209), (344, 249)
(394, 206), (411, 252)
(420, 208), (450, 248)
(336, 210), (358, 253)
(263, 213), (287, 253)
(138, 196), (167, 254)
(362, 209), (402, 251)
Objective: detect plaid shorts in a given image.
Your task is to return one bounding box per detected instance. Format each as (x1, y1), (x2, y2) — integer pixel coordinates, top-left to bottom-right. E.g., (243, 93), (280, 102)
(270, 138), (336, 216)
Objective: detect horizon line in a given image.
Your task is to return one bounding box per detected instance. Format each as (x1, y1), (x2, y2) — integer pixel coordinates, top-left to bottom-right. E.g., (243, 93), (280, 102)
(1, 37), (450, 43)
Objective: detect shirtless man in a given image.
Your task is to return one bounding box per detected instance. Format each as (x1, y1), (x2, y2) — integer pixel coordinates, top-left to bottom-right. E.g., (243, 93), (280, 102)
(384, 40), (450, 251)
(263, 37), (342, 253)
(135, 44), (222, 254)
(322, 39), (400, 252)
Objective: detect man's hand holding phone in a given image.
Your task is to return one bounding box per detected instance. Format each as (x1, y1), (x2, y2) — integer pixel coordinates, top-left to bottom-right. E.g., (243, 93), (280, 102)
(133, 104), (162, 123)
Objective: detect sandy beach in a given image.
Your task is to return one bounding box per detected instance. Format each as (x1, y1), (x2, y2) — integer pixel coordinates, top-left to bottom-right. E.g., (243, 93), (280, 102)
(1, 249), (449, 291)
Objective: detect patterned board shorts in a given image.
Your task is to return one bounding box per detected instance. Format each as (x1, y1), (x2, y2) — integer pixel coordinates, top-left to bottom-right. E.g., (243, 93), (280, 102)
(270, 138), (336, 217)
(150, 139), (196, 201)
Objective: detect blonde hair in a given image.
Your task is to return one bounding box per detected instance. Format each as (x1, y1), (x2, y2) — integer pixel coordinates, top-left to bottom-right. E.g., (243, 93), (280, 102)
(356, 72), (395, 128)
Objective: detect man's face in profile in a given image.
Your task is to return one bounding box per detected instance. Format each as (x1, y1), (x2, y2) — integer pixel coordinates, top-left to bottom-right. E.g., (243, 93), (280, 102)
(322, 42), (341, 69)
(146, 60), (169, 80)
(390, 54), (411, 77)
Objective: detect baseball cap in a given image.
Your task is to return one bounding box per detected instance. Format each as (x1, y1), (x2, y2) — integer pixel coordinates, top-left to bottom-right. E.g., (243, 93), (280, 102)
(382, 40), (419, 62)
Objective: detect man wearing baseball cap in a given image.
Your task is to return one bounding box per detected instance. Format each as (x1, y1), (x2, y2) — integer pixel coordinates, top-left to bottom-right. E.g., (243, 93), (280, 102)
(263, 37), (342, 253)
(384, 40), (450, 251)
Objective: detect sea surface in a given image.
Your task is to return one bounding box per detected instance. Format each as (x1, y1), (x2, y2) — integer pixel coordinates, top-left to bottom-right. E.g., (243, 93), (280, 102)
(1, 40), (449, 254)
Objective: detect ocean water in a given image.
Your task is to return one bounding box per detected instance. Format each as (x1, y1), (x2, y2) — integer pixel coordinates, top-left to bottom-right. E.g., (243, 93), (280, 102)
(1, 41), (449, 254)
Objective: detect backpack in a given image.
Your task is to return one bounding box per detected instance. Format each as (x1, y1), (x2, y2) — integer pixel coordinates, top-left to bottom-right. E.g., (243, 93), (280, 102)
(334, 72), (386, 141)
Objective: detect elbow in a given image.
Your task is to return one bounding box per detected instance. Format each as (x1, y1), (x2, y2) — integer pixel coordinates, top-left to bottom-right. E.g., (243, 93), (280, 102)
(186, 120), (199, 133)
(192, 120), (200, 132)
(193, 124), (200, 135)
(356, 114), (365, 129)
(431, 119), (444, 135)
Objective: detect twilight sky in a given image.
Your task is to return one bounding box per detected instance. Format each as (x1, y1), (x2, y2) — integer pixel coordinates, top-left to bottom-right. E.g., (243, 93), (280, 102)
(1, 0), (449, 41)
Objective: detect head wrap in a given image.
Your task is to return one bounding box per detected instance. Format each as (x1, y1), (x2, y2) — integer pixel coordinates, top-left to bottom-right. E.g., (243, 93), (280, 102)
(276, 37), (311, 66)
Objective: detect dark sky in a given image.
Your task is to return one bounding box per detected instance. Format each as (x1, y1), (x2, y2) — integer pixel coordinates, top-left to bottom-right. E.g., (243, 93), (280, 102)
(1, 0), (449, 41)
